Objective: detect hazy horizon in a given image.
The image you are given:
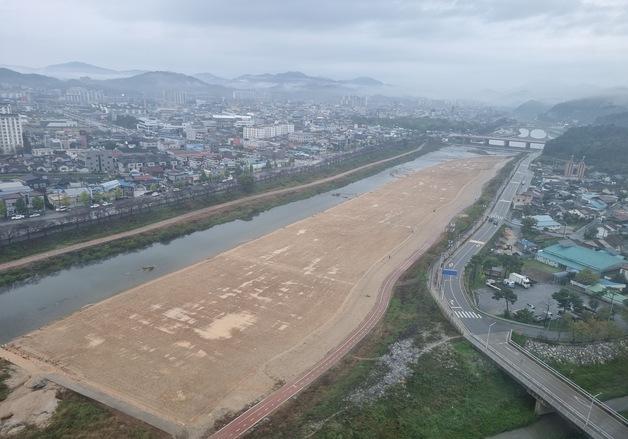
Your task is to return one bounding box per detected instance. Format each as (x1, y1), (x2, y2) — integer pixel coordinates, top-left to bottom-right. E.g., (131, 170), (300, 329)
(2, 0), (628, 100)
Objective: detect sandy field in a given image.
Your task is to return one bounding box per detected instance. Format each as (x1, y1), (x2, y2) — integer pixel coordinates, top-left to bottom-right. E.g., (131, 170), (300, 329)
(3, 156), (506, 436)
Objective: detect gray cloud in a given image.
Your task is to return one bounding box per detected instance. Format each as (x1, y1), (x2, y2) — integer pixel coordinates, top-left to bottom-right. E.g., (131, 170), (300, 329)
(1, 0), (628, 99)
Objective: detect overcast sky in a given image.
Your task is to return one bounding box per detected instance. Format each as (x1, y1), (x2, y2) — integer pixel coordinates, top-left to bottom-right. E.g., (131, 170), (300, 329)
(2, 0), (628, 98)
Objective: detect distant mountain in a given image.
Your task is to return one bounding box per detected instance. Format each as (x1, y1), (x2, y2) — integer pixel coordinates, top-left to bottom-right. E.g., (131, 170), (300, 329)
(594, 111), (628, 128)
(0, 64), (386, 99)
(229, 71), (385, 98)
(543, 95), (628, 124)
(543, 125), (628, 174)
(93, 71), (231, 97)
(341, 77), (384, 87)
(44, 61), (118, 76)
(0, 68), (64, 89)
(192, 72), (230, 87)
(512, 100), (552, 121)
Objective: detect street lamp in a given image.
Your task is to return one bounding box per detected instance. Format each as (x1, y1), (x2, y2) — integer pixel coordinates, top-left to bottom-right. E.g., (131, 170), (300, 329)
(485, 322), (496, 350)
(585, 392), (602, 428)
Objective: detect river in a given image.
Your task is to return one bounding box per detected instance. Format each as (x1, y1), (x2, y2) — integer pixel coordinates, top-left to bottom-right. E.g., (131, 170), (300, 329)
(0, 146), (504, 343)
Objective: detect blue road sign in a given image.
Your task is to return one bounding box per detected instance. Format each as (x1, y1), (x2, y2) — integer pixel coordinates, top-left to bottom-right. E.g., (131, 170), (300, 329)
(442, 268), (458, 277)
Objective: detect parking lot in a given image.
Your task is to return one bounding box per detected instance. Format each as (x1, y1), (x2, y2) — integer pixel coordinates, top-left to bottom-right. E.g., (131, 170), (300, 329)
(476, 281), (562, 319)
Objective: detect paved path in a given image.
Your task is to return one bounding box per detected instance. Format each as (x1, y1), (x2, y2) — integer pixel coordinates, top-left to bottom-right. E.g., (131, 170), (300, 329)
(0, 146), (423, 274)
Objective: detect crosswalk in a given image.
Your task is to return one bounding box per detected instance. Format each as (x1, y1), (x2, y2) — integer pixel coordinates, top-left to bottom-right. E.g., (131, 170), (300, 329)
(453, 310), (482, 319)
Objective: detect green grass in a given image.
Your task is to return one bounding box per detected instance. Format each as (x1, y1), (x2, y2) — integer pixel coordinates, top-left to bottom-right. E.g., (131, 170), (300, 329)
(522, 259), (560, 274)
(0, 144), (435, 289)
(0, 359), (10, 401)
(511, 331), (529, 347)
(310, 341), (534, 439)
(12, 391), (166, 439)
(551, 350), (628, 400)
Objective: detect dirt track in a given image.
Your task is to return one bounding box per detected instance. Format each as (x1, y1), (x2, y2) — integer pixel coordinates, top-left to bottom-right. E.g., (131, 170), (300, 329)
(2, 156), (506, 437)
(0, 146), (423, 273)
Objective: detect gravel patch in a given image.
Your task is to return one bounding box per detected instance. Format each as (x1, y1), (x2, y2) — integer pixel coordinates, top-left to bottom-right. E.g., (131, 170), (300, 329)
(524, 339), (628, 366)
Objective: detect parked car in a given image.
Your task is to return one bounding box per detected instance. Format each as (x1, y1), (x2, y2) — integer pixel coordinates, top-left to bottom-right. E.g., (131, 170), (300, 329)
(101, 201), (112, 206)
(10, 214), (25, 220)
(151, 192), (160, 197)
(29, 213), (41, 218)
(90, 203), (101, 208)
(55, 206), (67, 212)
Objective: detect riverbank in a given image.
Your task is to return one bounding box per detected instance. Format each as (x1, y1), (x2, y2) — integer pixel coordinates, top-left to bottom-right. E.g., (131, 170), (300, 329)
(5, 157), (507, 437)
(0, 143), (432, 289)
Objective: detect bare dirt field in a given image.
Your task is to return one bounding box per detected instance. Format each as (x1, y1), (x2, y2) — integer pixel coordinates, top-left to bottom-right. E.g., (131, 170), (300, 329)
(2, 156), (507, 437)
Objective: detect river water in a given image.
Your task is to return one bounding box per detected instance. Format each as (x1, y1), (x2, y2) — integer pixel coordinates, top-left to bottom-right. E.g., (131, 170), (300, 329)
(0, 147), (503, 343)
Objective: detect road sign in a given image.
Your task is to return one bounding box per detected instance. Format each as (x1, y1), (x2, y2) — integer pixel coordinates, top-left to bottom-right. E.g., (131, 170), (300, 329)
(442, 268), (458, 277)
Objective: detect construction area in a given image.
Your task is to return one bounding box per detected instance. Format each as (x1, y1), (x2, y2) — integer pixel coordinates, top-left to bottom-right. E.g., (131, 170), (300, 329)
(2, 156), (507, 437)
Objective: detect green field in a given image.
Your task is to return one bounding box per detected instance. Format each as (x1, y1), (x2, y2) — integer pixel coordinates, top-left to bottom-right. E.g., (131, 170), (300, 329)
(552, 350), (628, 400)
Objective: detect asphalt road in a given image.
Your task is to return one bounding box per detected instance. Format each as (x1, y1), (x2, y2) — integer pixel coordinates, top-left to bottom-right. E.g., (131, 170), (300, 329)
(437, 154), (628, 439)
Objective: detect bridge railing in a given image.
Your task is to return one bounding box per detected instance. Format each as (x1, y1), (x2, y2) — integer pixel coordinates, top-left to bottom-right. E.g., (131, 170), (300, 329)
(478, 333), (616, 439)
(506, 331), (628, 427)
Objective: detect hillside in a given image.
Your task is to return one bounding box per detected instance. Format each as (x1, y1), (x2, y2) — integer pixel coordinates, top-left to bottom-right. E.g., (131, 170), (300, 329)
(542, 125), (628, 174)
(512, 100), (551, 121)
(0, 68), (64, 89)
(544, 96), (628, 123)
(93, 71), (231, 97)
(594, 111), (628, 128)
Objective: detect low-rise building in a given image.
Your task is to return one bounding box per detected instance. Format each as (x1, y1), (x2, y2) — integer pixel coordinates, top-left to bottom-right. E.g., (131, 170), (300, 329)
(536, 240), (625, 275)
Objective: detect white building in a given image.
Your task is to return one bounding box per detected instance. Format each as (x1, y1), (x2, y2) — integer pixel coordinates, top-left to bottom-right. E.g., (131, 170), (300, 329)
(0, 105), (23, 154)
(243, 123), (294, 140)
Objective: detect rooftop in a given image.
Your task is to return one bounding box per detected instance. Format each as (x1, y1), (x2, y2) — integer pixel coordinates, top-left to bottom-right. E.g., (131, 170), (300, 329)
(538, 241), (625, 273)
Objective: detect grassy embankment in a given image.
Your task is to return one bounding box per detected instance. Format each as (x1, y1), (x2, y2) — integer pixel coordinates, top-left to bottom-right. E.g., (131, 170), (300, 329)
(8, 391), (166, 439)
(0, 144), (433, 289)
(0, 359), (10, 402)
(245, 155), (538, 439)
(512, 330), (628, 401)
(2, 359), (163, 438)
(551, 351), (628, 401)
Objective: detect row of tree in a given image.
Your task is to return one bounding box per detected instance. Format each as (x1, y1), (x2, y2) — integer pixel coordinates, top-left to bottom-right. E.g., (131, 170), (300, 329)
(0, 196), (45, 218)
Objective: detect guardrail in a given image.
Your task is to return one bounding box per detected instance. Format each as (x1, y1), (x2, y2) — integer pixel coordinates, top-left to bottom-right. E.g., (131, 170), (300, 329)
(480, 333), (616, 439)
(427, 152), (627, 439)
(507, 331), (628, 427)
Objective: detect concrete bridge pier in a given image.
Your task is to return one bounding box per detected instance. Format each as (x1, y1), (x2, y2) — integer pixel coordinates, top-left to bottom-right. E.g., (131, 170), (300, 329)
(534, 397), (556, 416)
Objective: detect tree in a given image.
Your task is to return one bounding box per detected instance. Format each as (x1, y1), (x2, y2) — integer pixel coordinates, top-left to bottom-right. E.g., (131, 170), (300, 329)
(14, 197), (27, 214)
(492, 287), (517, 316)
(521, 216), (537, 236)
(238, 174), (255, 193)
(113, 187), (123, 200)
(79, 192), (91, 207)
(0, 200), (6, 218)
(584, 226), (597, 240)
(552, 288), (583, 313)
(61, 195), (71, 207)
(575, 269), (599, 285)
(588, 297), (600, 312)
(32, 196), (44, 211)
(513, 308), (536, 324)
(552, 289), (571, 312)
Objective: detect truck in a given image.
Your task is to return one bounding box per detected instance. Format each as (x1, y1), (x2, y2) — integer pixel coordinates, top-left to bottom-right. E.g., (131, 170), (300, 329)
(508, 272), (531, 288)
